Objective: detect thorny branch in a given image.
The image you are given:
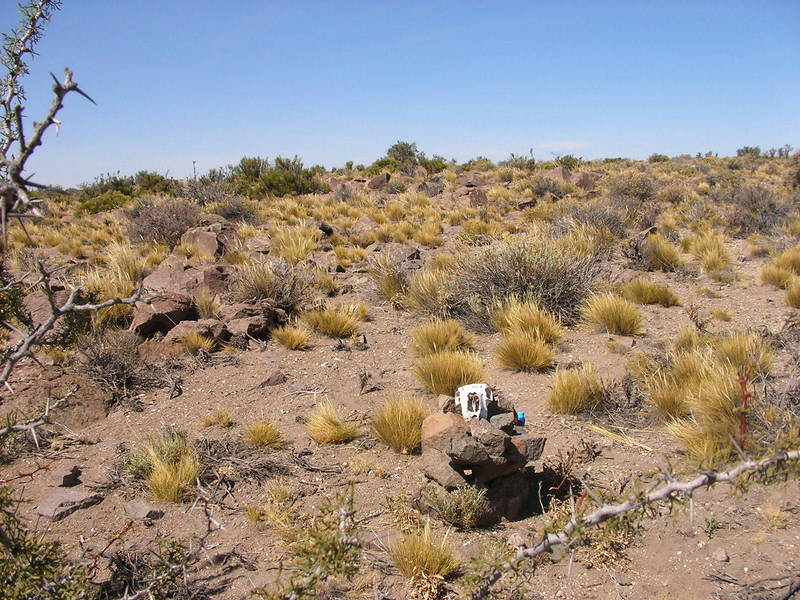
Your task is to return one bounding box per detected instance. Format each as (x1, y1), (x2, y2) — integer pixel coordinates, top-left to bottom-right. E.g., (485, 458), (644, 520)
(1, 0), (96, 243)
(469, 449), (800, 600)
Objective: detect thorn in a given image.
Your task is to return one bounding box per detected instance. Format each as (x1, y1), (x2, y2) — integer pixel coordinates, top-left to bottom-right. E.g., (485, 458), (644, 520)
(74, 86), (97, 105)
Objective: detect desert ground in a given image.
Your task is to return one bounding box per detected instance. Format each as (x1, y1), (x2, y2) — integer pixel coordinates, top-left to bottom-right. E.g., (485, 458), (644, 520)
(2, 149), (800, 599)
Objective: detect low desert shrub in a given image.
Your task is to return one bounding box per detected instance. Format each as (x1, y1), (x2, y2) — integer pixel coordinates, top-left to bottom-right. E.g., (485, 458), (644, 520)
(406, 268), (452, 316)
(271, 324), (311, 350)
(413, 351), (486, 396)
(447, 237), (599, 329)
(547, 364), (605, 414)
(491, 297), (564, 344)
(78, 189), (130, 215)
(230, 260), (309, 312)
(410, 319), (473, 357)
(302, 307), (359, 338)
(243, 421), (283, 448)
(496, 331), (555, 372)
(621, 277), (681, 307)
(371, 397), (429, 454)
(608, 171), (657, 202)
(427, 484), (490, 529)
(307, 401), (358, 444)
(126, 197), (201, 246)
(582, 293), (643, 335)
(389, 522), (459, 582)
(718, 185), (791, 236)
(369, 255), (409, 305)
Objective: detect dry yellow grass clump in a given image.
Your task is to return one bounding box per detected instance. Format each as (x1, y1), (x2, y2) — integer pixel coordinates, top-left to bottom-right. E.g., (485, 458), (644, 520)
(131, 430), (199, 502)
(496, 331), (555, 372)
(369, 255), (409, 305)
(184, 332), (216, 354)
(787, 279), (800, 308)
(760, 264), (794, 289)
(371, 397), (429, 454)
(491, 297), (564, 344)
(307, 401), (358, 444)
(712, 331), (773, 378)
(270, 224), (319, 264)
(201, 410), (235, 428)
(243, 420), (283, 448)
(406, 268), (451, 315)
(302, 307), (359, 338)
(547, 364), (605, 414)
(410, 319), (473, 357)
(413, 351), (486, 396)
(621, 277), (681, 307)
(389, 522), (459, 590)
(581, 293), (643, 335)
(773, 245), (800, 274)
(193, 287), (221, 319)
(271, 324), (311, 350)
(642, 233), (683, 271)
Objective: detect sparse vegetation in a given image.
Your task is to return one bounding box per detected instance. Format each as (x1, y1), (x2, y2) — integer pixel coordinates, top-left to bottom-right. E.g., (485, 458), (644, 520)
(389, 522), (459, 592)
(496, 330), (555, 372)
(243, 420), (283, 448)
(410, 319), (473, 357)
(547, 364), (605, 414)
(621, 277), (681, 307)
(271, 324), (311, 350)
(413, 351), (486, 396)
(582, 293), (643, 335)
(302, 306), (359, 338)
(371, 397), (429, 454)
(307, 401), (358, 444)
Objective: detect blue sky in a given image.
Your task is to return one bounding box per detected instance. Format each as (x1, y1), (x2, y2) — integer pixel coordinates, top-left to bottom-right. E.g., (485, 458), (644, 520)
(2, 1), (798, 186)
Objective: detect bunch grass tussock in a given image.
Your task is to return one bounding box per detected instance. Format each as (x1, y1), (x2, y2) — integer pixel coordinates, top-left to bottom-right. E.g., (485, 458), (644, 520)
(787, 279), (800, 308)
(193, 287), (221, 319)
(271, 324), (311, 350)
(413, 351), (486, 396)
(307, 401), (358, 444)
(760, 264), (794, 289)
(496, 331), (555, 372)
(773, 245), (800, 274)
(410, 319), (473, 357)
(201, 410), (235, 428)
(371, 396), (429, 454)
(231, 260), (308, 312)
(642, 233), (683, 271)
(712, 331), (773, 378)
(183, 332), (216, 354)
(682, 230), (730, 273)
(243, 420), (283, 448)
(302, 306), (359, 338)
(389, 522), (459, 590)
(369, 255), (409, 305)
(620, 277), (681, 307)
(491, 297), (564, 344)
(581, 293), (643, 335)
(547, 364), (605, 414)
(126, 429), (200, 502)
(270, 224), (319, 265)
(406, 268), (452, 316)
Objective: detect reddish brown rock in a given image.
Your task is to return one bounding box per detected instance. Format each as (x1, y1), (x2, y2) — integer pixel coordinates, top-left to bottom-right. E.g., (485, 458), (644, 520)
(468, 419), (510, 456)
(421, 449), (467, 489)
(367, 172), (390, 190)
(162, 319), (227, 344)
(226, 316), (268, 338)
(468, 188), (490, 207)
(130, 293), (194, 336)
(420, 413), (467, 450)
(573, 171), (601, 191)
(23, 288), (73, 328)
(180, 227), (221, 257)
(544, 166), (572, 183)
(510, 434), (546, 462)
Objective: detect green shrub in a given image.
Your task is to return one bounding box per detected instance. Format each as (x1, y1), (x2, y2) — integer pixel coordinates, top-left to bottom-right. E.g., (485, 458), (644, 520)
(78, 190), (130, 214)
(648, 153), (669, 163)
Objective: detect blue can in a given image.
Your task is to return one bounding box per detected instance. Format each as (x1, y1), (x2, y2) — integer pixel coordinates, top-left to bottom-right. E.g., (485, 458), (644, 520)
(516, 411), (526, 426)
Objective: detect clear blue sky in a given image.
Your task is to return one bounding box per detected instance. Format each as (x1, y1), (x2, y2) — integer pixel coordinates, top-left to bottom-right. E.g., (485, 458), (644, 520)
(2, 1), (798, 187)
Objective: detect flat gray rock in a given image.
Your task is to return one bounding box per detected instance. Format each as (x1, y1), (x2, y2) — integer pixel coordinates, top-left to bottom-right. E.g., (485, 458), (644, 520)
(37, 489), (103, 521)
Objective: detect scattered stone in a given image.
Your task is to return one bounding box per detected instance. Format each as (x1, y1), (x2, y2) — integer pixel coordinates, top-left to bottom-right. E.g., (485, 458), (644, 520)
(417, 178), (445, 197)
(468, 419), (509, 456)
(459, 172), (485, 187)
(49, 465), (82, 487)
(712, 549), (730, 563)
(421, 413), (468, 450)
(544, 166), (572, 183)
(437, 394), (457, 414)
(351, 214), (380, 237)
(130, 293), (194, 337)
(162, 318), (227, 345)
(447, 434), (491, 465)
(367, 172), (390, 190)
(489, 412), (517, 433)
(124, 499), (164, 521)
(421, 449), (467, 489)
(245, 236), (272, 254)
(573, 171), (601, 191)
(37, 489), (103, 521)
(468, 188), (490, 207)
(510, 434), (547, 462)
(180, 226), (222, 257)
(517, 199), (538, 210)
(507, 532), (529, 549)
(226, 316), (268, 338)
(259, 370), (288, 387)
